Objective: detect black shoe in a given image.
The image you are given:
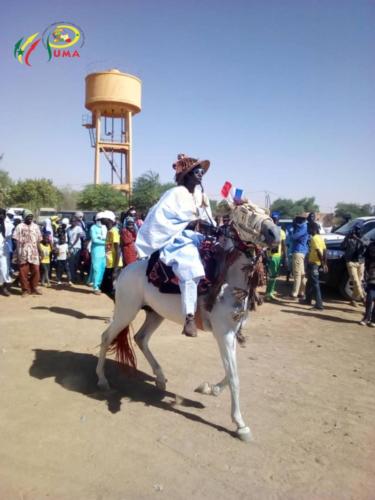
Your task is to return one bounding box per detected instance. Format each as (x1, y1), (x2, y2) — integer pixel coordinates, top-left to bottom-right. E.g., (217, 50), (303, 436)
(299, 299), (312, 305)
(311, 305), (324, 311)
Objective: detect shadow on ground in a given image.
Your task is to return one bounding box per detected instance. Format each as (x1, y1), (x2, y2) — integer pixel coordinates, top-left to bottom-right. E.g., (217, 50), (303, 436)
(29, 349), (235, 437)
(32, 306), (108, 321)
(280, 309), (360, 324)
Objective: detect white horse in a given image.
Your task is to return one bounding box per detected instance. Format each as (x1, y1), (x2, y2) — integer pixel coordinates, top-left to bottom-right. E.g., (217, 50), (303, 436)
(96, 202), (280, 441)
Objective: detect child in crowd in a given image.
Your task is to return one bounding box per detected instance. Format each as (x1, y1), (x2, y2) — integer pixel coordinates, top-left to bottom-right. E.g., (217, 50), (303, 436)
(55, 234), (72, 285)
(360, 241), (375, 327)
(40, 232), (52, 287)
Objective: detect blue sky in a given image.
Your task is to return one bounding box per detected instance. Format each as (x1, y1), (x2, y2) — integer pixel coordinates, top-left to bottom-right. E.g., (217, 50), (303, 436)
(0, 0), (374, 212)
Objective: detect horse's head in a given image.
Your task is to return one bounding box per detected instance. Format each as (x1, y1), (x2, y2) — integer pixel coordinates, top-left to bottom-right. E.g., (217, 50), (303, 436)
(217, 200), (281, 250)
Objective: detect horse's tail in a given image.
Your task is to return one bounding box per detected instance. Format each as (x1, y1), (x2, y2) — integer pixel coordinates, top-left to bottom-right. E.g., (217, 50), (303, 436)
(108, 325), (137, 370)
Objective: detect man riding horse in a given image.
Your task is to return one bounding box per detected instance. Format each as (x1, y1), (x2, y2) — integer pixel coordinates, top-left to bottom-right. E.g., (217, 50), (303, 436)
(135, 154), (214, 338)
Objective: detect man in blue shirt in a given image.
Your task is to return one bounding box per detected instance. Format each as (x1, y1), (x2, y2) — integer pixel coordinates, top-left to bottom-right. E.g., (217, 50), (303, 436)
(290, 213), (309, 298)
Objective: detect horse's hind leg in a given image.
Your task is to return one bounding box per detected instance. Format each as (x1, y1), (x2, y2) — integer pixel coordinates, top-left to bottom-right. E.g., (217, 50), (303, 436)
(134, 310), (166, 390)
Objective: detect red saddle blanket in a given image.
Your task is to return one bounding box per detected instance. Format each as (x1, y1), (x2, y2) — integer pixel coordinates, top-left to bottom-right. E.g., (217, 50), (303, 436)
(146, 239), (219, 295)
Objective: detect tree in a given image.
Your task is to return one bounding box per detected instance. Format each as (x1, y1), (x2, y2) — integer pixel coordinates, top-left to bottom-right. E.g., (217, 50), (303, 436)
(334, 202), (374, 220)
(270, 197), (320, 218)
(130, 171), (174, 214)
(8, 178), (62, 213)
(77, 184), (127, 211)
(59, 185), (80, 210)
(0, 168), (13, 207)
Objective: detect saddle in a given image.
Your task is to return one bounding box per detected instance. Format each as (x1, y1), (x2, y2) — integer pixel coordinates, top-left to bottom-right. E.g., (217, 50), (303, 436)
(146, 238), (221, 295)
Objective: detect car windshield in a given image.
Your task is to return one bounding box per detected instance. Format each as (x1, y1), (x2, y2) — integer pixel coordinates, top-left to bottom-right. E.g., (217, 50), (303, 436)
(363, 228), (375, 242)
(333, 219), (363, 236)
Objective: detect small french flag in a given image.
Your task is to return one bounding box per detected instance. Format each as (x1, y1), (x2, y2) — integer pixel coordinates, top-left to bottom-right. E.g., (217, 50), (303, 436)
(234, 188), (243, 202)
(221, 181), (232, 198)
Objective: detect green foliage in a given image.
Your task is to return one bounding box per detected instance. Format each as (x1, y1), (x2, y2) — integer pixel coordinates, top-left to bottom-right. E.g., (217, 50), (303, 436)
(77, 184), (127, 211)
(270, 197), (320, 218)
(130, 171), (175, 214)
(334, 202), (374, 220)
(0, 169), (13, 207)
(8, 178), (62, 213)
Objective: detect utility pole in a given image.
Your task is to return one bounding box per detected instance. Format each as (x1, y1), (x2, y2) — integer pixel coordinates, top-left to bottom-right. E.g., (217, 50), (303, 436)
(265, 191), (271, 211)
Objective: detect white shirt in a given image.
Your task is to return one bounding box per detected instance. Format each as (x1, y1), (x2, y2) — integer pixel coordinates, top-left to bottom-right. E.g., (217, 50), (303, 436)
(56, 243), (68, 260)
(136, 185), (214, 258)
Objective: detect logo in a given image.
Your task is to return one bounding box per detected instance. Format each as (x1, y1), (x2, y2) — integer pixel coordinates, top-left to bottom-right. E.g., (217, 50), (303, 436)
(14, 22), (85, 66)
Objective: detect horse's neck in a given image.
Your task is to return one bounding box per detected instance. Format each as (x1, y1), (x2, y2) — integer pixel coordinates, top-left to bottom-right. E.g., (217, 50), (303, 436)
(224, 251), (250, 290)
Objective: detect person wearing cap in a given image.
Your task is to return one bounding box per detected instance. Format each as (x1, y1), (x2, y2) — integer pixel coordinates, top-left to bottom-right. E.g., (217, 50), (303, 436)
(0, 208), (13, 296)
(74, 211), (87, 234)
(136, 154), (214, 337)
(120, 216), (138, 266)
(265, 213), (287, 301)
(290, 212), (309, 299)
(50, 215), (60, 233)
(56, 217), (70, 243)
(67, 216), (85, 283)
(100, 210), (122, 298)
(90, 211), (107, 294)
(341, 224), (365, 305)
(13, 209), (43, 296)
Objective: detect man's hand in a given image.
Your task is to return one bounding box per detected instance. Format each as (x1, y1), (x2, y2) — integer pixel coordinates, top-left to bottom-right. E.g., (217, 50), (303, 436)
(113, 267), (121, 281)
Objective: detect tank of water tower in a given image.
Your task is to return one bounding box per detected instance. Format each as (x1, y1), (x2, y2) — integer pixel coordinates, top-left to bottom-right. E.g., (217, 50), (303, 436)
(83, 69), (142, 194)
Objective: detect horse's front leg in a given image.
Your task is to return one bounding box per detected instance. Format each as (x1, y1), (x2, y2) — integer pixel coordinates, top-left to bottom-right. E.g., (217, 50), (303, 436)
(214, 327), (253, 442)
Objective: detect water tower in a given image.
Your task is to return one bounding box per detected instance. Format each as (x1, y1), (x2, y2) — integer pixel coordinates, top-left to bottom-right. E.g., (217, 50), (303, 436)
(83, 69), (142, 195)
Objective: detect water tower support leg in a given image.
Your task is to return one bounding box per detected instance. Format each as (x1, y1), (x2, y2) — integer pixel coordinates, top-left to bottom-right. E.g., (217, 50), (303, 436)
(126, 110), (132, 195)
(94, 112), (101, 184)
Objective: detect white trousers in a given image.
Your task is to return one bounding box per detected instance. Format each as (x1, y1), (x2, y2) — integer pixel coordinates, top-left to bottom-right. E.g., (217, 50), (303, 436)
(160, 230), (205, 317)
(179, 278), (200, 316)
(0, 253), (11, 285)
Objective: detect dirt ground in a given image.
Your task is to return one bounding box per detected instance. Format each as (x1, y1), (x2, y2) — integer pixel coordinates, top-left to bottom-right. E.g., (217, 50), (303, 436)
(0, 279), (374, 500)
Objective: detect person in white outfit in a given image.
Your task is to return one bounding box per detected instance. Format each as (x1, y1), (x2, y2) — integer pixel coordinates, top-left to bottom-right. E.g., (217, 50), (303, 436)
(136, 154), (215, 337)
(0, 208), (13, 296)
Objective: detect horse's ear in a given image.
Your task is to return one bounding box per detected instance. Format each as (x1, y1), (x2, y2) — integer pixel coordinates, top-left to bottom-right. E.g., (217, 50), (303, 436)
(216, 199), (233, 216)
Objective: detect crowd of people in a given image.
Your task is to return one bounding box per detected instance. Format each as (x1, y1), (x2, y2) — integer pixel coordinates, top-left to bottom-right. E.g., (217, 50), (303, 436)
(1, 193), (374, 330)
(264, 211), (375, 327)
(0, 207), (140, 299)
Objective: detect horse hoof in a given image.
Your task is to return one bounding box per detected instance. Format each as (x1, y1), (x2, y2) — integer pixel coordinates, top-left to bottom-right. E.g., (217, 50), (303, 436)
(237, 426), (253, 442)
(98, 380), (111, 391)
(194, 382), (211, 395)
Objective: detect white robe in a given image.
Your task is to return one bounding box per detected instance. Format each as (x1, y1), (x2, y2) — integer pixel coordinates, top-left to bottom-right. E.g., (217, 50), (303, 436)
(0, 219), (13, 285)
(136, 185), (214, 281)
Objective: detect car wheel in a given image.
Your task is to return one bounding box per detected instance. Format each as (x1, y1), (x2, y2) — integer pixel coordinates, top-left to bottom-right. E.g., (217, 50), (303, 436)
(339, 274), (354, 300)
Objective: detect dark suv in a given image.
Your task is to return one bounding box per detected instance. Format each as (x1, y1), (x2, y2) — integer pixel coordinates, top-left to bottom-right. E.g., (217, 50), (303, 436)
(321, 217), (375, 299)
